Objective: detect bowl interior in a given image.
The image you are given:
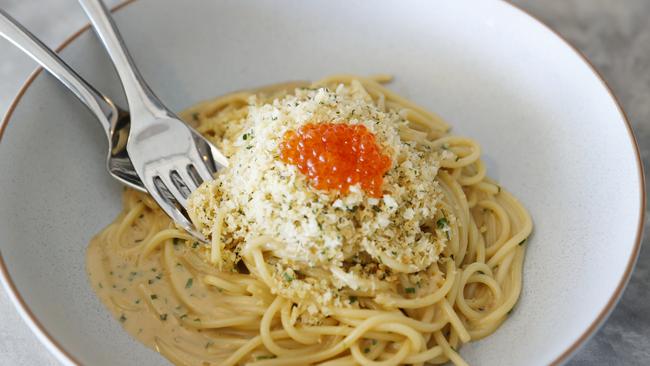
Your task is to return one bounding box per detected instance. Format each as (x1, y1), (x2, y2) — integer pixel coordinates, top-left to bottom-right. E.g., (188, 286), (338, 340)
(0, 0), (642, 365)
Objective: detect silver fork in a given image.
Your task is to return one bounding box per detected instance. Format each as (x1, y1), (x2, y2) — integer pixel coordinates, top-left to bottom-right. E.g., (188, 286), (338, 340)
(78, 0), (228, 239)
(0, 9), (145, 192)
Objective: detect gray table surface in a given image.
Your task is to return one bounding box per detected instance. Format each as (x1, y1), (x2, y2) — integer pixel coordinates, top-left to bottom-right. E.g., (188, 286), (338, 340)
(0, 0), (648, 365)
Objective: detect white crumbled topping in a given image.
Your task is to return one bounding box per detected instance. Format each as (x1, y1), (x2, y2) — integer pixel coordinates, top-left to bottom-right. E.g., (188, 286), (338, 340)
(188, 82), (447, 310)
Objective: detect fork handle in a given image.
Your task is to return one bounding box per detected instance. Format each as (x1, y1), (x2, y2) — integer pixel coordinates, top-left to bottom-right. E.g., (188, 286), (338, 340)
(78, 0), (169, 120)
(0, 9), (114, 136)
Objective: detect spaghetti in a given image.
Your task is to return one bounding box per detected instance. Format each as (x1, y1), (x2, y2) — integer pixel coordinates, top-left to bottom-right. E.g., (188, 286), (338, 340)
(87, 75), (532, 366)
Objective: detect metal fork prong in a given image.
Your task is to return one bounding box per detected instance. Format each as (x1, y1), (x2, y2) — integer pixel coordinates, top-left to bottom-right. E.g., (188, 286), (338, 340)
(148, 179), (193, 228)
(186, 164), (204, 187)
(158, 173), (189, 208)
(190, 153), (217, 183)
(176, 166), (200, 191)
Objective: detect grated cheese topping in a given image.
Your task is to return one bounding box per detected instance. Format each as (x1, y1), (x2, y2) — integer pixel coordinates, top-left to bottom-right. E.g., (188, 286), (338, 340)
(188, 82), (447, 310)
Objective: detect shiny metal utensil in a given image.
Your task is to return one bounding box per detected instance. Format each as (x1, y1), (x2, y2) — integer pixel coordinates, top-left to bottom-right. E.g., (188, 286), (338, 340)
(0, 9), (146, 192)
(79, 0), (228, 239)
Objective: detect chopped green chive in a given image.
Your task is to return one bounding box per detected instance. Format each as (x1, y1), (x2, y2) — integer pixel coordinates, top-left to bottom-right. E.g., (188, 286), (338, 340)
(185, 278), (193, 289)
(436, 217), (449, 229)
(160, 314), (167, 321)
(282, 272), (294, 282)
(349, 296), (358, 304)
(405, 287), (416, 294)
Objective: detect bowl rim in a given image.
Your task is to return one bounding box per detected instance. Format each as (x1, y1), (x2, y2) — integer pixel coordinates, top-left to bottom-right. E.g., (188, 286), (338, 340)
(0, 1), (645, 365)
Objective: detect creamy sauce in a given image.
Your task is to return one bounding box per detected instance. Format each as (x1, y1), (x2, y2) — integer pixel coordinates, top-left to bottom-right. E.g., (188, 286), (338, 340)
(86, 197), (268, 365)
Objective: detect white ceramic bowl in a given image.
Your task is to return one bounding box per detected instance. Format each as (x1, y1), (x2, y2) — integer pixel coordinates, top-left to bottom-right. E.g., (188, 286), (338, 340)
(0, 0), (644, 365)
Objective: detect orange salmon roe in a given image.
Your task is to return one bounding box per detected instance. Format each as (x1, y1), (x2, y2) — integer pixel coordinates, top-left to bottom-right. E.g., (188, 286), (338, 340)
(279, 123), (391, 197)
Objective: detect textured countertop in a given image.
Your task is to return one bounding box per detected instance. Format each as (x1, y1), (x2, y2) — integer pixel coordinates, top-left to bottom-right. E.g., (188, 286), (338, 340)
(1, 0), (648, 365)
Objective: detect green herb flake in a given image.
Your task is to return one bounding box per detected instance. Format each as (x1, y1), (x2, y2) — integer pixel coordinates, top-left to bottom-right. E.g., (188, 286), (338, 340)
(437, 217), (449, 229)
(519, 238), (527, 246)
(185, 278), (194, 289)
(372, 205), (381, 213)
(191, 112), (200, 121)
(364, 347), (370, 353)
(119, 314), (127, 323)
(405, 287), (416, 294)
(282, 272), (294, 282)
(160, 314), (168, 321)
(192, 242), (199, 249)
(150, 294), (158, 300)
(349, 296), (358, 304)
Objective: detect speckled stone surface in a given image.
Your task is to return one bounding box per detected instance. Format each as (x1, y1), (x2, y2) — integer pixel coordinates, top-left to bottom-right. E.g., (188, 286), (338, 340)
(0, 1), (648, 365)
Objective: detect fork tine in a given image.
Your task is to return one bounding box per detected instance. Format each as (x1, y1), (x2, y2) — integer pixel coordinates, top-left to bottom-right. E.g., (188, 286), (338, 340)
(145, 176), (204, 239)
(190, 151), (217, 183)
(176, 166), (200, 191)
(158, 173), (189, 208)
